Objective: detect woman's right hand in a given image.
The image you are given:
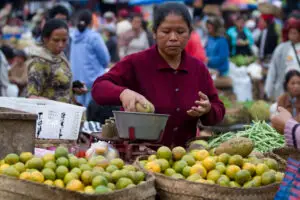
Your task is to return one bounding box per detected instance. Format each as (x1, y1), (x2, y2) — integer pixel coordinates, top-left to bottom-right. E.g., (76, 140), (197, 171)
(119, 89), (149, 112)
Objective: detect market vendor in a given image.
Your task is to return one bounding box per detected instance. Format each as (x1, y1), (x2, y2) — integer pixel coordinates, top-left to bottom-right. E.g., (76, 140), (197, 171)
(92, 2), (225, 147)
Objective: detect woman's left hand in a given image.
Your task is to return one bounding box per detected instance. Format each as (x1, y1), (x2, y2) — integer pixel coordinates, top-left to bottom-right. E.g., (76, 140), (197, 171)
(73, 83), (88, 95)
(187, 92), (211, 117)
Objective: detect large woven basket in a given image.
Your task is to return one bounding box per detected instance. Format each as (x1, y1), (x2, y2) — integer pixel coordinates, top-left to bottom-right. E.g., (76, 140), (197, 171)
(136, 153), (285, 200)
(0, 174), (156, 200)
(258, 3), (281, 17)
(272, 147), (300, 161)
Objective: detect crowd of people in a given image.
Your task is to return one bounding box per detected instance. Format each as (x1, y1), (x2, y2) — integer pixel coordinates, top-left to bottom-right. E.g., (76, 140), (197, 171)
(0, 2), (299, 128)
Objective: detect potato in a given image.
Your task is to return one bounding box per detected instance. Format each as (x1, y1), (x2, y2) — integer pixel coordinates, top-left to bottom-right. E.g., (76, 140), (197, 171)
(215, 137), (254, 157)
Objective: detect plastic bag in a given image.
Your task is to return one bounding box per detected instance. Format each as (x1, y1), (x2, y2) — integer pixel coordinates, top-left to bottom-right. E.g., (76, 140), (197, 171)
(270, 102), (278, 116)
(85, 141), (119, 161)
(229, 63), (253, 101)
(247, 62), (263, 80)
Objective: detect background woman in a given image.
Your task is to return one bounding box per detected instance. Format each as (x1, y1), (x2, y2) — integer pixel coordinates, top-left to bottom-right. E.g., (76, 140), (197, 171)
(205, 16), (229, 76)
(277, 70), (300, 122)
(265, 13), (300, 100)
(92, 2), (225, 147)
(118, 13), (149, 59)
(26, 19), (73, 103)
(227, 15), (254, 57)
(70, 10), (110, 107)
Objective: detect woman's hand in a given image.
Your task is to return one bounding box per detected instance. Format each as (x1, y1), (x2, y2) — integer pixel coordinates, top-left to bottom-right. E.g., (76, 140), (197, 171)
(73, 82), (88, 95)
(187, 92), (211, 117)
(237, 39), (248, 46)
(120, 89), (149, 112)
(271, 107), (293, 134)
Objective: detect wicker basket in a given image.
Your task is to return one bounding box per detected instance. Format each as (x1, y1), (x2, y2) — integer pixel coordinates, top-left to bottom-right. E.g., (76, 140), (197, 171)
(0, 174), (156, 200)
(272, 147), (300, 161)
(136, 153), (285, 200)
(258, 3), (281, 17)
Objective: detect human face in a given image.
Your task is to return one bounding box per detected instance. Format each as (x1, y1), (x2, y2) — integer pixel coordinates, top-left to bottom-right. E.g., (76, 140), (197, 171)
(54, 14), (68, 21)
(154, 14), (190, 58)
(236, 18), (245, 30)
(289, 28), (300, 43)
(13, 56), (25, 66)
(206, 23), (215, 36)
(258, 18), (267, 30)
(131, 16), (142, 31)
(287, 75), (300, 97)
(44, 28), (68, 55)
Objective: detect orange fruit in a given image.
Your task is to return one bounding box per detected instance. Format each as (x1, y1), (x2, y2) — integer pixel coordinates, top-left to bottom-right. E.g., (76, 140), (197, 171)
(171, 146), (186, 160)
(66, 179), (84, 191)
(202, 157), (216, 171)
(190, 164), (207, 178)
(226, 165), (241, 179)
(157, 146), (172, 160)
(145, 161), (161, 173)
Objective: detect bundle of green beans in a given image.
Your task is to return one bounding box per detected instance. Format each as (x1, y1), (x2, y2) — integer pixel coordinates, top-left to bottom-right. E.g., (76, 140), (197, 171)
(208, 121), (285, 153)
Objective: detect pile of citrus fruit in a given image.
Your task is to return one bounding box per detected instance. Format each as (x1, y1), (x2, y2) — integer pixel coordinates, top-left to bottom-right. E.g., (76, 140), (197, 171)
(0, 146), (146, 194)
(140, 146), (284, 188)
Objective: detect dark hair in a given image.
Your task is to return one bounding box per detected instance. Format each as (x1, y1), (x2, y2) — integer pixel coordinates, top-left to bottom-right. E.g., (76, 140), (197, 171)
(153, 2), (192, 33)
(0, 45), (15, 60)
(282, 12), (300, 41)
(48, 5), (69, 20)
(284, 70), (300, 91)
(77, 10), (92, 33)
(14, 49), (27, 60)
(130, 13), (143, 21)
(41, 19), (68, 42)
(236, 15), (247, 22)
(206, 16), (225, 36)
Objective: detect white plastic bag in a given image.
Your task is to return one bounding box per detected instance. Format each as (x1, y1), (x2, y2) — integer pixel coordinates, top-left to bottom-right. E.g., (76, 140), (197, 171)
(229, 63), (253, 102)
(85, 141), (119, 161)
(247, 62), (263, 80)
(270, 102), (278, 117)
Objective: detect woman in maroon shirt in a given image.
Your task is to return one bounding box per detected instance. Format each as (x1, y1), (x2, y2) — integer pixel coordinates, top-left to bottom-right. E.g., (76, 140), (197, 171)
(92, 2), (225, 147)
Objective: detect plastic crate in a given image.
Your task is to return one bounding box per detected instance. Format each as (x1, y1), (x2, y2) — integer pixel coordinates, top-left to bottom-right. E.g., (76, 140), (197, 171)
(0, 97), (86, 140)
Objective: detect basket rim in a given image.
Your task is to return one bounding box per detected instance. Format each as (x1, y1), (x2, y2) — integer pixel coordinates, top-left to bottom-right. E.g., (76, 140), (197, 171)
(0, 173), (155, 197)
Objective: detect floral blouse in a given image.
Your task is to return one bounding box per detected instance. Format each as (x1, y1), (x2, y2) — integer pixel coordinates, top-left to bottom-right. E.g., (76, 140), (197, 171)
(26, 46), (72, 103)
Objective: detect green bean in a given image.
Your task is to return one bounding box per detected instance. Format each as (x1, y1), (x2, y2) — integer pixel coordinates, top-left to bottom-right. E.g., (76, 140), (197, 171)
(208, 121), (285, 153)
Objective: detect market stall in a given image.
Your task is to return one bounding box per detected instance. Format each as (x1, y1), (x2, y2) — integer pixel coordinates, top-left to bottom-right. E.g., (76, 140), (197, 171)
(0, 98), (157, 199)
(0, 94), (297, 199)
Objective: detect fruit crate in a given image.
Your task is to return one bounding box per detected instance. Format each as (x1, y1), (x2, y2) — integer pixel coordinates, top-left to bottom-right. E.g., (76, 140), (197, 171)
(0, 107), (36, 158)
(0, 97), (86, 140)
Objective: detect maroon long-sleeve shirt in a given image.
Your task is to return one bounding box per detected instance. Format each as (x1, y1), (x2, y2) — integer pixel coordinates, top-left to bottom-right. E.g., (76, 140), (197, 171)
(92, 46), (225, 147)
